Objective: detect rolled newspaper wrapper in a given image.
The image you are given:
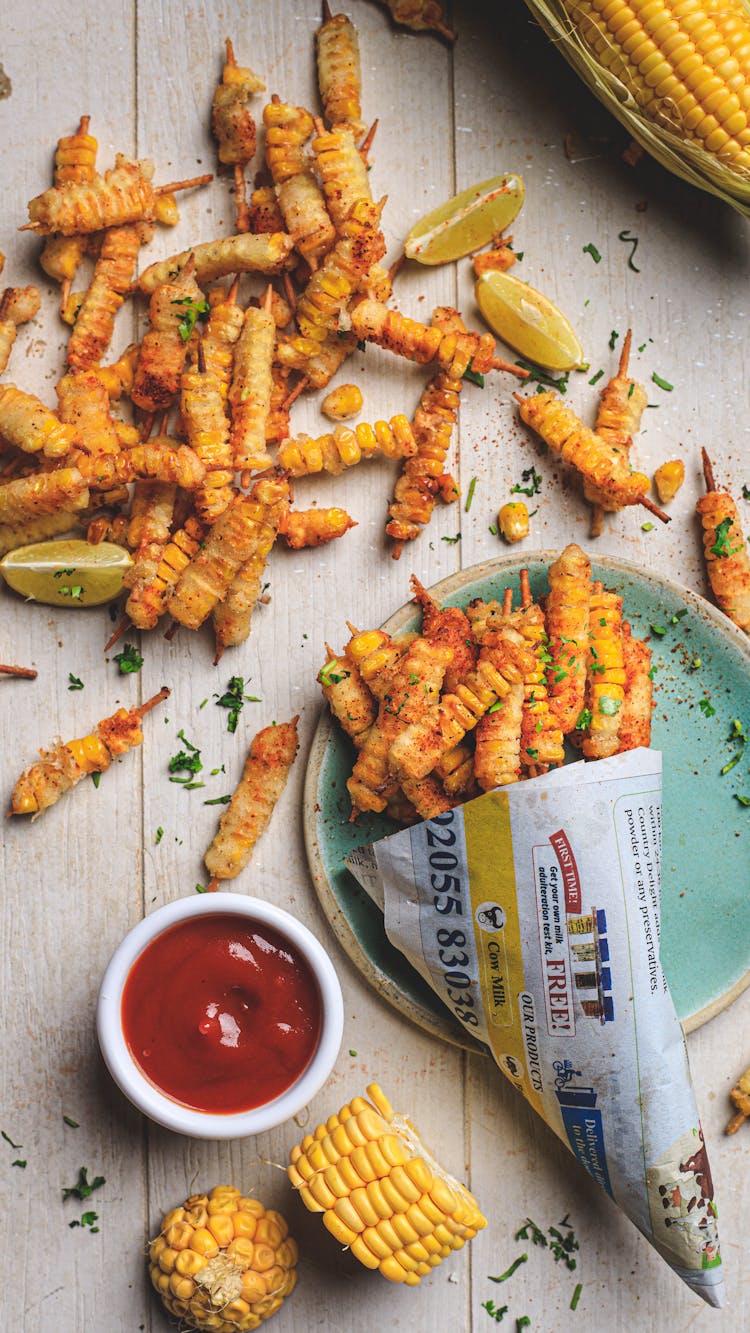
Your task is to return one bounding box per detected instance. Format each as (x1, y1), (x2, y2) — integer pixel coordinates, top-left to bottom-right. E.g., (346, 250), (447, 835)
(347, 749), (725, 1307)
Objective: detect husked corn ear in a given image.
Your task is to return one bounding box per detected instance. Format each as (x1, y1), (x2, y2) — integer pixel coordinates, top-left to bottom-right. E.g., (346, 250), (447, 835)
(277, 417), (416, 476)
(288, 1083), (486, 1284)
(524, 1), (750, 214)
(148, 1186), (297, 1332)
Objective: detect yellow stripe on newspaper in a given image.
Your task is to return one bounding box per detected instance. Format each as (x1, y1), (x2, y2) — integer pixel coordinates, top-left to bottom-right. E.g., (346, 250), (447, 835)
(464, 792), (540, 1109)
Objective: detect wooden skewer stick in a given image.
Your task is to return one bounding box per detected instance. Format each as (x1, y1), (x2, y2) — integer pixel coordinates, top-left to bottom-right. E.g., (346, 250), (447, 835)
(104, 615), (131, 653)
(519, 567), (532, 609)
(164, 620), (180, 642)
(502, 587), (513, 616)
(234, 164), (250, 234)
(490, 357), (530, 380)
(359, 119), (378, 163)
(206, 877), (220, 893)
(134, 686), (171, 718)
(322, 0), (333, 21)
(282, 271), (297, 312)
(387, 252), (405, 285)
(0, 662), (37, 679)
(197, 336), (207, 375)
(281, 374), (308, 412)
(639, 495), (670, 524)
(139, 412), (155, 442)
(154, 172), (213, 196)
(702, 446), (717, 493)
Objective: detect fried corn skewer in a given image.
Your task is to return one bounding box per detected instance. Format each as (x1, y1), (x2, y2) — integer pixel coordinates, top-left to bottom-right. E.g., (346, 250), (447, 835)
(311, 119), (372, 230)
(39, 116), (98, 310)
(295, 199), (386, 346)
(264, 98), (336, 265)
(188, 277), (243, 395)
(278, 415), (416, 476)
(56, 369), (121, 458)
(24, 157), (211, 235)
(211, 38), (265, 232)
(9, 687), (170, 817)
(229, 287), (276, 476)
(319, 645), (377, 746)
(0, 508), (85, 558)
(137, 232), (294, 294)
(577, 582), (626, 759)
(275, 329), (358, 390)
(131, 258), (204, 412)
(474, 588), (525, 790)
(697, 448), (750, 632)
(726, 1065), (750, 1135)
(124, 514), (204, 631)
(212, 472), (291, 654)
(180, 340), (234, 523)
(205, 718), (299, 886)
(515, 570), (564, 774)
(316, 5), (366, 136)
(279, 506), (355, 547)
(351, 298), (521, 380)
(586, 331), (648, 536)
(66, 222), (151, 370)
(618, 622), (653, 752)
(121, 481), (178, 615)
(0, 383), (79, 458)
(544, 542), (592, 734)
(0, 287), (41, 377)
(0, 468), (89, 527)
(410, 574), (477, 692)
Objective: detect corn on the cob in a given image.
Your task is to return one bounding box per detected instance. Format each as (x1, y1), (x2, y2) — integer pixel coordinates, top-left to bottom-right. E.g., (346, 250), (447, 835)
(516, 389), (651, 508)
(585, 330), (648, 531)
(39, 116), (98, 304)
(212, 38), (264, 231)
(578, 581), (626, 758)
(264, 99), (336, 264)
(9, 687), (169, 817)
(72, 438), (206, 492)
(94, 342), (140, 400)
(351, 298), (497, 379)
(137, 232), (294, 294)
(211, 473), (291, 652)
(0, 286), (41, 377)
(279, 506), (356, 547)
(0, 508), (84, 558)
(56, 369), (121, 458)
(0, 383), (79, 458)
(653, 457), (685, 503)
(205, 719), (299, 883)
(278, 415), (416, 476)
(319, 646), (377, 745)
(295, 199), (386, 345)
(0, 468), (88, 526)
(26, 155), (156, 235)
(545, 542), (592, 733)
(132, 260), (204, 412)
(65, 222), (151, 370)
(274, 329), (358, 388)
(411, 574), (477, 693)
(229, 295), (276, 474)
(316, 8), (366, 136)
(189, 278), (244, 395)
(289, 1082), (486, 1284)
(618, 621), (653, 751)
(474, 683), (525, 789)
(697, 447), (750, 631)
(180, 355), (234, 523)
(515, 570), (565, 772)
(125, 514), (204, 630)
(122, 481), (177, 605)
(311, 122), (372, 230)
(149, 1186), (297, 1331)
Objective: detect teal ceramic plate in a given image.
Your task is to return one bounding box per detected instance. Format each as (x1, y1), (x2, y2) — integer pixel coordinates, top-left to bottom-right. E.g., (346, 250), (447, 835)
(304, 553), (750, 1051)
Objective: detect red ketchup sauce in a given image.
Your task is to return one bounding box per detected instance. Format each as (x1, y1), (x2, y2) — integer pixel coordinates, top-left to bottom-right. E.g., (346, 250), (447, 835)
(121, 914), (321, 1114)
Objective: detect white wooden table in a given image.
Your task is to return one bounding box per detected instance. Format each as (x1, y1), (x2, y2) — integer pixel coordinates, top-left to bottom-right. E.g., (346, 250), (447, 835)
(2, 2), (749, 1328)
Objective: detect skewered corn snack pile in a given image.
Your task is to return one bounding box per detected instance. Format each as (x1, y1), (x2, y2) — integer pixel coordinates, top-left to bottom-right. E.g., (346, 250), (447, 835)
(318, 545), (654, 823)
(288, 1082), (486, 1284)
(148, 1185), (297, 1331)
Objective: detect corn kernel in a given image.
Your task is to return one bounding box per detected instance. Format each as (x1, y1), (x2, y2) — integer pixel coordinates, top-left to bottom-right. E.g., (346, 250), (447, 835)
(189, 1227), (219, 1258)
(206, 1213), (235, 1248)
(350, 1235), (381, 1269)
(653, 458), (685, 503)
(321, 383), (364, 420)
(174, 1249), (205, 1278)
(498, 500), (530, 543)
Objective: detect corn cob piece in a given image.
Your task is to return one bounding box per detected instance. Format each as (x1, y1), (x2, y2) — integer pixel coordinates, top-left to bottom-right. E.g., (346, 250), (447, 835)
(266, 363), (292, 442)
(188, 278), (244, 396)
(94, 342), (140, 400)
(212, 38), (265, 233)
(211, 473), (291, 652)
(229, 292), (276, 474)
(289, 1082), (486, 1284)
(316, 8), (366, 136)
(279, 506), (356, 547)
(137, 232), (294, 294)
(727, 1065), (750, 1135)
(473, 589), (524, 790)
(545, 542), (592, 734)
(347, 637), (451, 814)
(65, 222), (151, 370)
(473, 238), (517, 275)
(0, 507), (84, 559)
(411, 574), (477, 692)
(0, 383), (79, 458)
(248, 183), (286, 233)
(26, 155), (156, 235)
(515, 570), (565, 773)
(39, 116), (98, 307)
(400, 773), (456, 818)
(311, 121), (372, 230)
(149, 1186), (297, 1331)
(0, 286), (41, 377)
(0, 468), (88, 526)
(653, 457), (685, 504)
(132, 260), (204, 412)
(166, 478), (271, 631)
(351, 297), (513, 380)
(382, 0), (457, 39)
(125, 514), (204, 630)
(578, 582), (626, 759)
(72, 438), (206, 491)
(387, 627), (533, 782)
(204, 719), (299, 884)
(278, 415), (415, 477)
(697, 448), (750, 632)
(319, 646), (377, 746)
(274, 328), (358, 388)
(295, 199), (386, 345)
(618, 621), (653, 752)
(585, 330), (648, 532)
(516, 389), (651, 509)
(122, 481), (177, 604)
(264, 99), (336, 264)
(435, 740), (477, 799)
(180, 350), (234, 523)
(56, 369), (121, 458)
(344, 626), (410, 699)
(9, 687), (169, 817)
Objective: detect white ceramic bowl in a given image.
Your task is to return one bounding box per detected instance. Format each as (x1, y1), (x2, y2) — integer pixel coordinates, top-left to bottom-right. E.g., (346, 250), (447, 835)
(97, 892), (344, 1138)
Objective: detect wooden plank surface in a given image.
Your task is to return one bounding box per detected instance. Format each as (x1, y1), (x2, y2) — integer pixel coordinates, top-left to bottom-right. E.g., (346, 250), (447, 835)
(1, 1), (749, 1329)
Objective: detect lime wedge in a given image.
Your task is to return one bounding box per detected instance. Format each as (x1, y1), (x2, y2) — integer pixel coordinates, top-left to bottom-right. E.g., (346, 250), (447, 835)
(0, 539), (132, 606)
(404, 174), (524, 266)
(474, 270), (584, 372)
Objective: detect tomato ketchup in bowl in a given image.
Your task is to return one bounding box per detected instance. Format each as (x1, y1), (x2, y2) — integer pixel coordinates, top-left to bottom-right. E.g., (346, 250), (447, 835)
(97, 894), (343, 1137)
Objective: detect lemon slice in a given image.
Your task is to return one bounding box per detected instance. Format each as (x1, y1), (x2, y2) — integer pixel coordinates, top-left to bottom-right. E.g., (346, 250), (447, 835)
(0, 539), (132, 606)
(404, 174), (524, 265)
(475, 270), (584, 372)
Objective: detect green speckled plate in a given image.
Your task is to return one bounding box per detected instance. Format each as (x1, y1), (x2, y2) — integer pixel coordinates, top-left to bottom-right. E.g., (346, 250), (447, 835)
(304, 553), (750, 1050)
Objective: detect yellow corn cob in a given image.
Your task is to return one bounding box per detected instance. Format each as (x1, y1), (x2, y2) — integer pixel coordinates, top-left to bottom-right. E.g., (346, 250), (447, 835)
(71, 437), (206, 492)
(201, 474), (290, 646)
(0, 383), (79, 458)
(319, 647), (377, 745)
(0, 467), (88, 526)
(578, 582), (626, 758)
(697, 449), (750, 631)
(180, 362), (234, 523)
(26, 155), (156, 236)
(131, 262), (204, 412)
(56, 369), (121, 457)
(65, 222), (150, 370)
(351, 298), (499, 380)
(545, 542), (592, 734)
(137, 232), (294, 295)
(0, 507), (83, 559)
(516, 389), (651, 507)
(474, 684), (525, 789)
(264, 100), (336, 263)
(188, 280), (244, 395)
(122, 480), (177, 601)
(435, 741), (477, 797)
(289, 1083), (485, 1284)
(93, 342), (140, 400)
(279, 506), (356, 547)
(0, 286), (41, 377)
(278, 416), (416, 476)
(618, 621), (654, 750)
(125, 514), (204, 630)
(311, 123), (372, 230)
(316, 10), (366, 136)
(295, 199), (386, 344)
(229, 301), (276, 473)
(345, 627), (408, 698)
(149, 1186), (297, 1331)
(39, 116), (98, 300)
(274, 328), (357, 388)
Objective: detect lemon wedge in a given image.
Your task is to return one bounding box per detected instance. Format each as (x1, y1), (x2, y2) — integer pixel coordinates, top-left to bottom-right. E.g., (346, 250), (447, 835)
(404, 174), (524, 266)
(475, 270), (584, 372)
(0, 539), (132, 606)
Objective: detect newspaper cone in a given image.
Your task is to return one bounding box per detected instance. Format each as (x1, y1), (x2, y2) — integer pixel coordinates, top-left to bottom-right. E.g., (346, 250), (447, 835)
(347, 750), (724, 1307)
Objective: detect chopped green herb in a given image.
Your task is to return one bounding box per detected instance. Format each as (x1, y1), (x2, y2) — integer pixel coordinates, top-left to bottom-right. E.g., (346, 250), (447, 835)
(215, 676), (260, 732)
(465, 477), (478, 512)
(582, 242), (601, 263)
(408, 673), (420, 685)
(669, 608), (688, 624)
(463, 365), (485, 388)
(320, 661), (350, 687)
(721, 754), (742, 776)
(489, 524), (498, 536)
(588, 369), (604, 386)
(488, 700), (505, 714)
(598, 696), (622, 716)
(638, 342), (647, 353)
(183, 781), (205, 790)
(172, 296), (210, 342)
(648, 665), (658, 680)
(641, 521), (654, 532)
(90, 771), (101, 789)
(1, 1130), (21, 1150)
(12, 1158), (27, 1168)
(652, 372), (673, 392)
(481, 1300), (509, 1323)
(155, 827), (164, 844)
(195, 883), (207, 894)
(515, 1218), (547, 1247)
(54, 568), (76, 578)
(649, 624), (666, 637)
(62, 1167), (105, 1201)
(63, 1116), (80, 1128)
(177, 728), (199, 751)
(442, 533), (461, 544)
(113, 643), (143, 674)
(517, 1318), (531, 1332)
(699, 698), (716, 718)
(575, 708), (592, 731)
(710, 516), (740, 559)
(59, 584), (84, 599)
(742, 485), (750, 501)
(730, 718), (748, 743)
(514, 358), (570, 393)
(512, 466), (543, 498)
(356, 339), (366, 352)
(68, 673), (84, 690)
(689, 657), (701, 671)
(203, 794), (232, 805)
(525, 747), (539, 760)
(489, 1254), (528, 1283)
(617, 229), (641, 272)
(609, 329), (619, 351)
(548, 1222), (579, 1270)
(734, 794), (750, 807)
(571, 1283), (583, 1311)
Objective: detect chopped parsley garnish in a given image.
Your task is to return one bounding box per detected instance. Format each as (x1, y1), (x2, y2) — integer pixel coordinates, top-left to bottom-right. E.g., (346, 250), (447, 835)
(489, 523), (498, 536)
(465, 477), (478, 512)
(582, 241), (601, 263)
(54, 568), (76, 578)
(442, 533), (461, 543)
(356, 339), (366, 352)
(463, 365), (485, 388)
(575, 708), (592, 731)
(512, 467), (543, 498)
(609, 329), (619, 351)
(63, 1116), (80, 1128)
(721, 753), (742, 776)
(155, 827), (164, 844)
(652, 372), (673, 392)
(90, 772), (101, 789)
(598, 696), (622, 716)
(742, 485), (750, 501)
(617, 229), (641, 272)
(168, 733), (203, 783)
(69, 1211), (99, 1232)
(571, 1282), (583, 1311)
(525, 748), (539, 760)
(349, 1049), (357, 1057)
(408, 673), (420, 685)
(173, 296), (210, 342)
(113, 643), (143, 674)
(641, 521), (654, 532)
(710, 516), (740, 558)
(203, 795), (231, 805)
(489, 1254), (528, 1283)
(62, 1167), (105, 1201)
(649, 623), (666, 637)
(734, 794), (750, 807)
(67, 673), (84, 690)
(730, 718), (748, 743)
(515, 1218), (547, 1248)
(481, 1300), (508, 1323)
(689, 657), (701, 671)
(320, 661), (350, 687)
(699, 698), (716, 718)
(215, 676), (260, 732)
(59, 584), (84, 599)
(488, 700), (505, 714)
(548, 1221), (579, 1270)
(195, 883), (207, 894)
(1, 1130), (21, 1149)
(12, 1159), (26, 1168)
(588, 369), (604, 386)
(517, 1320), (531, 1333)
(669, 608), (688, 624)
